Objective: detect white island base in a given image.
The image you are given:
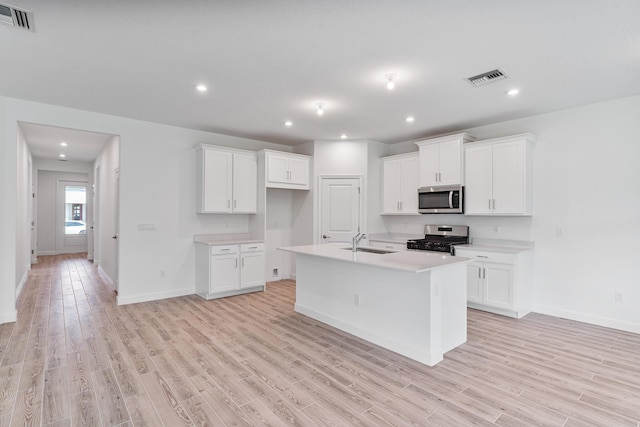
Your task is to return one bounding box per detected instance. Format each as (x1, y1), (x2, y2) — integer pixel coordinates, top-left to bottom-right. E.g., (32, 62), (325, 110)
(292, 251), (467, 367)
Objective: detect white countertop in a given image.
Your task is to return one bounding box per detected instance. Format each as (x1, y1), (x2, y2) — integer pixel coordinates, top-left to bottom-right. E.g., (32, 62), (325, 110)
(193, 234), (264, 245)
(278, 244), (468, 273)
(457, 238), (533, 254)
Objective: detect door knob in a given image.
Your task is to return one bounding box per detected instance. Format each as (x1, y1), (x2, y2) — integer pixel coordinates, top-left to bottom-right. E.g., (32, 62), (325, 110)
(322, 235), (330, 239)
(112, 235), (118, 240)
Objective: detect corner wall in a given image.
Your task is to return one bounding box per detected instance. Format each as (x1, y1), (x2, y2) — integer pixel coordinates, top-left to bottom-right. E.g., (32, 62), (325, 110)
(385, 95), (640, 332)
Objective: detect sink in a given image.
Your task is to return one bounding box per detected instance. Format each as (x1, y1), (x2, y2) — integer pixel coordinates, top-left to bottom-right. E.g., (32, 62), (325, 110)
(341, 247), (395, 254)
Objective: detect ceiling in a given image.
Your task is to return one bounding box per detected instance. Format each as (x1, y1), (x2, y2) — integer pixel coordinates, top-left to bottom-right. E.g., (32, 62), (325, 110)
(2, 0), (639, 158)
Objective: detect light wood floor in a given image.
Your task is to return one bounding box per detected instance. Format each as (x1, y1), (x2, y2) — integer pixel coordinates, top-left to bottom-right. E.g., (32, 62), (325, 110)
(1, 254), (639, 426)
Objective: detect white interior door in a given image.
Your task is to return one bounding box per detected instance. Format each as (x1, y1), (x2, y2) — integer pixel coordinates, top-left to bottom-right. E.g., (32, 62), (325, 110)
(57, 180), (89, 254)
(319, 177), (362, 245)
(29, 159), (37, 264)
(114, 168), (120, 293)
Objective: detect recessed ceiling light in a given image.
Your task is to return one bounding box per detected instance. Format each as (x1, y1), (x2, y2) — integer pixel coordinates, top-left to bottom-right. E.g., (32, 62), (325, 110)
(340, 134), (347, 139)
(385, 74), (396, 90)
(60, 142), (68, 147)
(196, 84), (208, 92)
(284, 120), (293, 127)
(59, 153), (66, 158)
(406, 116), (415, 123)
(507, 88), (520, 96)
(316, 103), (324, 116)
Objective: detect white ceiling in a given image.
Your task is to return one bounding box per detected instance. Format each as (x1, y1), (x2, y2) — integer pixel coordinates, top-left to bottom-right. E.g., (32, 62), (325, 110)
(2, 0), (640, 158)
(18, 122), (115, 162)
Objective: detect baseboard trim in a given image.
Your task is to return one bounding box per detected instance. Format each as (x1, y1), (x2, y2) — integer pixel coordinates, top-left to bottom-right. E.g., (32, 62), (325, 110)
(117, 287), (195, 306)
(97, 266), (114, 290)
(533, 304), (640, 334)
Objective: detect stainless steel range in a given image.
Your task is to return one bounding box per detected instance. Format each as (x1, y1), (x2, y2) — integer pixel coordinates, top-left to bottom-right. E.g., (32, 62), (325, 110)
(407, 225), (469, 255)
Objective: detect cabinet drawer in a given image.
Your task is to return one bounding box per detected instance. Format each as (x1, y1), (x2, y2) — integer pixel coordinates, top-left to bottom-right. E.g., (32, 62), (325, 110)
(455, 249), (515, 264)
(210, 245), (239, 255)
(241, 242), (264, 253)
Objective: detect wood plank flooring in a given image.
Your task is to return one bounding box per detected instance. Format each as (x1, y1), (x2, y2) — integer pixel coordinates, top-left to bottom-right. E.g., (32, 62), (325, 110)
(1, 253), (639, 426)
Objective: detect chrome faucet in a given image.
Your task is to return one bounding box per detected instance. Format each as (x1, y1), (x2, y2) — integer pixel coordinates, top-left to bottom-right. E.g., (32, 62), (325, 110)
(352, 233), (367, 252)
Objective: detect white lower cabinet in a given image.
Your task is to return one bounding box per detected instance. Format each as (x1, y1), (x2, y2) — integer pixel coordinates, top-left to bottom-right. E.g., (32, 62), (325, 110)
(456, 246), (532, 318)
(195, 242), (265, 299)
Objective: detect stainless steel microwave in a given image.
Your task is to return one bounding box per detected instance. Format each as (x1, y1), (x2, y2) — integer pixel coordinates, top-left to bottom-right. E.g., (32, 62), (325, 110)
(418, 185), (463, 214)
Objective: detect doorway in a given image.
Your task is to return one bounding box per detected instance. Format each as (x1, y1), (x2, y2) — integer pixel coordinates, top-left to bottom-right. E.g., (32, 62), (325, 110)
(57, 180), (89, 254)
(318, 176), (364, 245)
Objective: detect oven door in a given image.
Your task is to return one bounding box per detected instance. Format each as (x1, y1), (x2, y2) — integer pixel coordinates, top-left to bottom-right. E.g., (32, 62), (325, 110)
(418, 185), (463, 214)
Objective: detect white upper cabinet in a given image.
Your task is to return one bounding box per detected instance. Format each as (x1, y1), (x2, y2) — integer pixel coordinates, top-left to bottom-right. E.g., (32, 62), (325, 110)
(196, 145), (257, 214)
(415, 133), (475, 187)
(464, 133), (535, 216)
(264, 150), (311, 190)
(381, 152), (419, 215)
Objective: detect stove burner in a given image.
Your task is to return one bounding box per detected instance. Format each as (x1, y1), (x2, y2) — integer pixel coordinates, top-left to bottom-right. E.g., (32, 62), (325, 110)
(406, 225), (469, 255)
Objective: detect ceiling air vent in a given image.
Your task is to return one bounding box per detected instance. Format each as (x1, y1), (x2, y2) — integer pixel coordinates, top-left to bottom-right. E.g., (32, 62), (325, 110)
(0, 3), (35, 32)
(466, 68), (508, 87)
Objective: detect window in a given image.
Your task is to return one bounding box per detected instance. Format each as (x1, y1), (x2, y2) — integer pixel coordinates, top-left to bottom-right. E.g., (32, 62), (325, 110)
(65, 185), (86, 235)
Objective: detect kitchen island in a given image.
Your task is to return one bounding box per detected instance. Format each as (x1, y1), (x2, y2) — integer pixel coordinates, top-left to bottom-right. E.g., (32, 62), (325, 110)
(278, 245), (469, 366)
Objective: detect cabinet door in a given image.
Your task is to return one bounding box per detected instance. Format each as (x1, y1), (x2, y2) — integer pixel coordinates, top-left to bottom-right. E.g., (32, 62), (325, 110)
(232, 153), (257, 213)
(240, 251), (264, 288)
(466, 262), (483, 304)
(266, 154), (290, 184)
(382, 160), (401, 214)
(464, 145), (493, 215)
(438, 139), (462, 185)
(484, 263), (514, 309)
(203, 149), (233, 213)
(419, 143), (440, 187)
(288, 157), (309, 186)
(210, 254), (239, 293)
(399, 156), (419, 213)
(492, 141), (524, 214)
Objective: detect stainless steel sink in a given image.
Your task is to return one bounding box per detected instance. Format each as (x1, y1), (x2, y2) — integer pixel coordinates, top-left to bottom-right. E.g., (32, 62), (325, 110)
(341, 247), (395, 254)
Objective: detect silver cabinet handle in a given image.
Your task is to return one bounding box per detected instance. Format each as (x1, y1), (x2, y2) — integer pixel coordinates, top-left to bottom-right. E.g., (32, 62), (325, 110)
(221, 248), (230, 251)
(400, 201), (403, 210)
(476, 255), (488, 258)
(228, 200), (231, 208)
(478, 268), (481, 279)
(492, 199), (496, 209)
(248, 246), (257, 249)
(435, 172), (438, 182)
(483, 268), (486, 279)
(488, 199), (492, 209)
(438, 172), (442, 182)
(242, 258), (245, 267)
(235, 259), (238, 267)
(233, 200), (237, 209)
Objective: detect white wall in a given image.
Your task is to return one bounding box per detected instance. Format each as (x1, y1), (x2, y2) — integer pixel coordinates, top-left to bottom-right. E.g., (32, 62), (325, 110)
(385, 95), (640, 332)
(36, 169), (90, 254)
(0, 97), (294, 315)
(265, 188), (294, 280)
(0, 95), (15, 323)
(15, 122), (32, 300)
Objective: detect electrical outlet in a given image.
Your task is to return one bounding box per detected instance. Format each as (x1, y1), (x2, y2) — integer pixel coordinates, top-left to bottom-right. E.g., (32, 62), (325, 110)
(615, 292), (624, 303)
(555, 228), (564, 237)
(272, 268), (279, 279)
